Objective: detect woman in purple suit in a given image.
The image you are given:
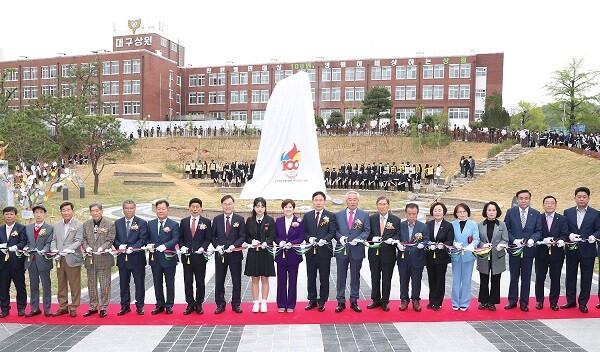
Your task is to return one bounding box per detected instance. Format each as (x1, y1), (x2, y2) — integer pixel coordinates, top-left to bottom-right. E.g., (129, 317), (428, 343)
(275, 199), (305, 312)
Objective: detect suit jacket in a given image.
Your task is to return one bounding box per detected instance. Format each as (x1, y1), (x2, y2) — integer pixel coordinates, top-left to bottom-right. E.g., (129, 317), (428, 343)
(0, 222), (27, 271)
(451, 219), (480, 263)
(368, 212), (401, 264)
(114, 216), (148, 269)
(211, 213), (246, 263)
(303, 209), (338, 260)
(564, 206), (600, 259)
(396, 220), (429, 268)
(24, 222), (54, 271)
(51, 218), (84, 267)
(147, 218), (180, 268)
(179, 215), (212, 267)
(536, 213), (569, 260)
(505, 206), (542, 258)
(335, 208), (370, 260)
(274, 215), (305, 265)
(476, 219), (509, 275)
(245, 215), (275, 245)
(82, 217), (116, 270)
(425, 219), (454, 265)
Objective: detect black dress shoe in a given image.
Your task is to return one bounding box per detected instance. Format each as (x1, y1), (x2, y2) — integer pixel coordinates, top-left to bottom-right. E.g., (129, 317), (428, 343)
(426, 302), (434, 309)
(232, 305), (243, 313)
(26, 310), (42, 317)
(165, 307), (173, 315)
(504, 302), (517, 310)
(478, 303), (487, 310)
(382, 304), (390, 312)
(535, 302), (543, 310)
(214, 305), (226, 314)
(561, 302), (576, 309)
(136, 307), (144, 315)
(432, 305), (441, 311)
(366, 301), (381, 309)
(0, 311), (9, 318)
(580, 305), (589, 313)
(183, 306), (194, 315)
(44, 311), (52, 317)
(117, 308), (131, 316)
(335, 302), (346, 313)
(520, 304), (529, 312)
(550, 304), (559, 311)
(305, 301), (318, 311)
(99, 310), (107, 318)
(488, 304), (496, 311)
(18, 310), (26, 317)
(596, 303), (600, 309)
(196, 305), (204, 315)
(151, 307), (165, 315)
(317, 302), (325, 312)
(350, 302), (362, 312)
(83, 309), (98, 317)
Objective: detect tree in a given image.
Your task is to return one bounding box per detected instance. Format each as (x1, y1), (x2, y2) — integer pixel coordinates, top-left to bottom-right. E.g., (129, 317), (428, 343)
(326, 111), (344, 128)
(545, 58), (600, 129)
(510, 101), (547, 132)
(0, 109), (58, 163)
(362, 86), (392, 128)
(314, 115), (324, 128)
(69, 115), (133, 195)
(480, 92), (510, 128)
(0, 69), (18, 117)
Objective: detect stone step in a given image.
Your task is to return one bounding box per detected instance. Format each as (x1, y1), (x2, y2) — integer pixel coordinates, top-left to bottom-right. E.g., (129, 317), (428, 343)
(123, 180), (175, 186)
(114, 171), (162, 177)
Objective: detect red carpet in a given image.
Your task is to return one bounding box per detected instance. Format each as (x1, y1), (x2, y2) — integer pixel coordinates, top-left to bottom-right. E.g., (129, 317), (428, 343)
(2, 297), (598, 325)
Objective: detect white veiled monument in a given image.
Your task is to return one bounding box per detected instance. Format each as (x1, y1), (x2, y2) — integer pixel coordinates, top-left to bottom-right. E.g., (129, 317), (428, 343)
(240, 71), (326, 200)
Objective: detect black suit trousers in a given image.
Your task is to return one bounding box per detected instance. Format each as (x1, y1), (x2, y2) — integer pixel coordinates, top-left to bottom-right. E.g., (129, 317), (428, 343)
(369, 257), (394, 304)
(0, 265), (27, 312)
(534, 255), (563, 305)
(183, 259), (207, 306)
(426, 263), (448, 307)
(508, 256), (534, 305)
(214, 257), (242, 307)
(565, 255), (594, 305)
(479, 268), (502, 305)
(151, 265), (176, 308)
(306, 255), (331, 303)
(119, 265), (145, 308)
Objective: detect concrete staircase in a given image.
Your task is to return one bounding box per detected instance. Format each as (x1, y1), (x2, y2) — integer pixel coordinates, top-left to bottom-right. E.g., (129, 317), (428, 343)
(413, 145), (535, 203)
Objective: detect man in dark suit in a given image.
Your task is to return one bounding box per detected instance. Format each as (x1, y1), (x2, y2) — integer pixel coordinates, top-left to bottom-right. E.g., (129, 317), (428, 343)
(334, 191), (370, 313)
(397, 203), (430, 312)
(535, 195), (568, 311)
(0, 206), (27, 318)
(114, 200), (148, 316)
(24, 204), (54, 317)
(504, 190), (542, 312)
(147, 199), (180, 315)
(562, 187), (600, 313)
(180, 198), (212, 315)
(303, 191), (338, 312)
(211, 194), (246, 314)
(367, 196), (401, 312)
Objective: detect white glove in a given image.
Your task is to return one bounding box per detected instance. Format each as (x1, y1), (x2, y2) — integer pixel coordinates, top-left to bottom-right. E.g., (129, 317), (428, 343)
(428, 244), (436, 251)
(350, 238), (360, 246)
(180, 246), (189, 254)
(279, 240), (286, 248)
(543, 237), (553, 245)
(23, 246), (29, 251)
(8, 245), (17, 252)
(526, 239), (534, 247)
(147, 243), (155, 252)
(309, 237), (317, 245)
(61, 248), (74, 254)
(588, 235), (596, 243)
(195, 247), (205, 254)
(126, 247), (133, 254)
(384, 238), (395, 245)
(465, 243), (475, 252)
(241, 242), (249, 249)
(454, 242), (463, 250)
(569, 233), (581, 242)
(437, 242), (445, 250)
(513, 239), (523, 246)
(156, 244), (166, 252)
(372, 236), (382, 243)
(225, 244), (235, 253)
(261, 242), (268, 249)
(86, 246), (93, 254)
(557, 239), (565, 247)
(416, 243), (424, 249)
(216, 245), (224, 254)
(105, 248), (112, 253)
(97, 247), (104, 253)
(339, 236), (348, 246)
(251, 239), (260, 247)
(39, 249), (46, 254)
(119, 244), (127, 250)
(284, 242), (292, 249)
(0, 243), (6, 249)
(495, 244), (504, 251)
(397, 243), (405, 251)
(317, 239), (327, 246)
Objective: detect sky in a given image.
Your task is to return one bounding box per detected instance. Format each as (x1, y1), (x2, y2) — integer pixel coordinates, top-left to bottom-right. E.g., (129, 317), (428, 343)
(2, 0), (599, 112)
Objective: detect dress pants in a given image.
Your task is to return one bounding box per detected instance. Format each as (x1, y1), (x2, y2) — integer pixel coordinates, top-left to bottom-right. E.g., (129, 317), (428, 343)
(151, 265), (176, 309)
(336, 257), (362, 303)
(214, 258), (242, 307)
(28, 261), (52, 313)
(87, 266), (112, 311)
(426, 263), (448, 307)
(277, 263), (299, 309)
(451, 260), (474, 308)
(535, 255), (563, 305)
(565, 255), (594, 306)
(369, 258), (394, 305)
(398, 261), (423, 301)
(56, 257), (81, 312)
(119, 265), (145, 309)
(0, 265), (27, 313)
(183, 259), (207, 306)
(508, 255), (534, 306)
(306, 255), (331, 304)
(479, 268), (502, 305)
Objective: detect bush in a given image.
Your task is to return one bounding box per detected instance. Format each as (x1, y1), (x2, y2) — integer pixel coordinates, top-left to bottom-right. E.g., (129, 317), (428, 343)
(487, 139), (515, 158)
(165, 162), (184, 174)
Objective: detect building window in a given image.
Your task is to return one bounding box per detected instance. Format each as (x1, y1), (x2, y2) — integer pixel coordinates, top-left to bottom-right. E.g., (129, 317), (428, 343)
(321, 68), (331, 82)
(407, 66), (417, 79)
(209, 74), (218, 86)
(111, 61), (119, 75)
(406, 86), (416, 100)
(123, 60), (132, 74)
(331, 87), (341, 101)
(23, 86), (38, 99)
(344, 109), (361, 123)
(218, 73), (226, 85)
(475, 109), (484, 120)
(230, 91), (239, 104)
(260, 90), (269, 102)
(332, 68), (341, 81)
(434, 64), (444, 78)
(230, 111), (247, 121)
(41, 66), (49, 79)
(111, 82), (119, 95)
(422, 65), (433, 79)
(345, 68), (355, 81)
(231, 72), (248, 85)
(171, 43), (178, 52)
(459, 85), (470, 99)
(321, 109), (339, 121)
(355, 87), (365, 101)
(422, 85), (433, 100)
(41, 85), (57, 97)
(251, 110), (265, 122)
(102, 82), (110, 95)
(321, 88), (331, 102)
(449, 85), (459, 99)
(132, 80), (140, 94)
(123, 81), (132, 95)
(311, 88), (316, 101)
(448, 107), (469, 119)
(433, 85), (444, 100)
(449, 64), (460, 78)
(381, 66), (392, 80)
(395, 108), (415, 121)
(460, 63), (471, 78)
(423, 108), (443, 117)
(209, 92), (218, 104)
(123, 101), (133, 115)
(307, 69), (316, 82)
(476, 67), (487, 76)
(355, 67), (365, 81)
(102, 61), (110, 75)
(160, 38), (167, 47)
(371, 67), (381, 80)
(217, 91), (226, 104)
(475, 88), (485, 98)
(395, 86), (406, 100)
(345, 87), (354, 101)
(274, 70), (285, 83)
(23, 67), (38, 80)
(61, 64), (75, 78)
(132, 59), (141, 73)
(189, 92), (205, 105)
(396, 66), (406, 79)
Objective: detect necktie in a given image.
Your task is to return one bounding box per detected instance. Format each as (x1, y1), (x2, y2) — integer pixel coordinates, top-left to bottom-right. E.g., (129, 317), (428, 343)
(225, 216), (231, 237)
(34, 225), (40, 241)
(547, 215), (552, 232)
(348, 210), (354, 229)
(520, 210), (527, 229)
(257, 219), (262, 225)
(159, 220), (164, 235)
(315, 211), (320, 228)
(409, 223), (414, 239)
(380, 216), (385, 236)
(126, 220), (131, 233)
(191, 217), (196, 238)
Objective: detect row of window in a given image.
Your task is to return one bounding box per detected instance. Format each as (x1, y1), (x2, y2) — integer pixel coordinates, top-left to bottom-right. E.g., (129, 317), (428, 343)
(86, 102), (142, 116)
(2, 60), (143, 82)
(320, 107), (470, 121)
(101, 80), (141, 95)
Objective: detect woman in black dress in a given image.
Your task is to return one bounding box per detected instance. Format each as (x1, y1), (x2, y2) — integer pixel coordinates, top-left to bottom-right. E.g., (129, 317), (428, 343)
(244, 197), (276, 313)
